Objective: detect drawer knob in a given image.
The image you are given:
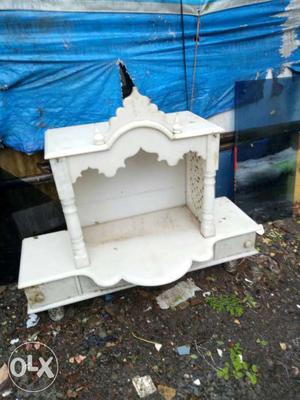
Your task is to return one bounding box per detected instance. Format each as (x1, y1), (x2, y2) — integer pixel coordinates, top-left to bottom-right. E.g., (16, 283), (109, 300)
(244, 240), (253, 249)
(34, 292), (45, 303)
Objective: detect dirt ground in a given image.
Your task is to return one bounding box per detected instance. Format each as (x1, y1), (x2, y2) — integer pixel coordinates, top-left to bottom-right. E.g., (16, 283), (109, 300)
(0, 216), (299, 400)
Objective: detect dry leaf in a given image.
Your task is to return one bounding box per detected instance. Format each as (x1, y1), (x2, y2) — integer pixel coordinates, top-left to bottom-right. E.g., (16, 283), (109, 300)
(280, 342), (287, 351)
(262, 237), (271, 244)
(74, 355), (86, 364)
(157, 384), (176, 400)
(234, 319), (241, 325)
(0, 363), (9, 385)
(66, 389), (78, 398)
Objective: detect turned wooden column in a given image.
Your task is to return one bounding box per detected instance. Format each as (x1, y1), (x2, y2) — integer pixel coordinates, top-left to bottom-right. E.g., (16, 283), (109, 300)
(201, 134), (219, 238)
(50, 158), (89, 268)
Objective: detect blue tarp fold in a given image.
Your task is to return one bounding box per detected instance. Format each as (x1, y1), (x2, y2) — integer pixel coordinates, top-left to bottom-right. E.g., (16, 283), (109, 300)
(0, 0), (299, 153)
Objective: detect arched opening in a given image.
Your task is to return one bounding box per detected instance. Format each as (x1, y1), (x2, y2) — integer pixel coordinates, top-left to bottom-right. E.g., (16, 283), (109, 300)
(73, 149), (186, 226)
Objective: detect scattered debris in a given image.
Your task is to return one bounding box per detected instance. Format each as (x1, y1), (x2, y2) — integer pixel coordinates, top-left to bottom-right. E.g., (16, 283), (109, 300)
(27, 331), (39, 341)
(132, 332), (162, 352)
(217, 348), (223, 357)
(48, 306), (65, 322)
(26, 313), (39, 328)
(9, 338), (19, 345)
(34, 342), (41, 350)
(193, 378), (201, 386)
(280, 342), (287, 351)
(256, 338), (268, 347)
(69, 355), (86, 364)
(0, 216), (298, 398)
(132, 375), (157, 398)
(256, 254), (281, 275)
(157, 384), (176, 400)
(156, 279), (200, 309)
(85, 334), (118, 348)
(1, 389), (12, 398)
(66, 389), (78, 398)
(0, 364), (9, 386)
(177, 301), (190, 310)
(225, 259), (241, 273)
(202, 291), (211, 297)
(177, 345), (191, 356)
(190, 297), (203, 306)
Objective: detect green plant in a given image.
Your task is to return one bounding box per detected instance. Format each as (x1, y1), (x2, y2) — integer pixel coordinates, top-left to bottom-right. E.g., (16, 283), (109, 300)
(217, 362), (230, 380)
(256, 338), (268, 347)
(217, 343), (258, 385)
(243, 294), (257, 309)
(205, 294), (244, 317)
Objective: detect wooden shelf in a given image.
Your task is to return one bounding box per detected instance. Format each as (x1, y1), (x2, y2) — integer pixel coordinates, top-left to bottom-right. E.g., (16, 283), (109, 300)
(19, 197), (263, 289)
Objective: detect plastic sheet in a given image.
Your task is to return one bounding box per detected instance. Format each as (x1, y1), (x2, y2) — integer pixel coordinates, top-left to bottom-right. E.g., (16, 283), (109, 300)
(0, 0), (299, 153)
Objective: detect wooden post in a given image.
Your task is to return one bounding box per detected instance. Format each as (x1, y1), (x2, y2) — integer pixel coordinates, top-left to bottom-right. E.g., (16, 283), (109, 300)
(50, 158), (89, 268)
(201, 134), (219, 237)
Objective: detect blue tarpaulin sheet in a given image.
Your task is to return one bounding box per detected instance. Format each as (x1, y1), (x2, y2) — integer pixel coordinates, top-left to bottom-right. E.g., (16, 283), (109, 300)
(0, 0), (299, 153)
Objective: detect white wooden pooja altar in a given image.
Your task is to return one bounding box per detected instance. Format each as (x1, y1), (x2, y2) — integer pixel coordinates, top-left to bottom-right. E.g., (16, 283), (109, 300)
(19, 88), (263, 313)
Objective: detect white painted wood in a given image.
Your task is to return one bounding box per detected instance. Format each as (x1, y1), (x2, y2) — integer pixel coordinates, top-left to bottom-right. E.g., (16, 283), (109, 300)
(65, 130), (210, 182)
(50, 158), (89, 268)
(19, 197), (264, 290)
(74, 151), (186, 225)
(44, 102), (225, 161)
(186, 152), (205, 223)
(19, 87), (264, 313)
(43, 88), (224, 269)
(25, 249), (259, 314)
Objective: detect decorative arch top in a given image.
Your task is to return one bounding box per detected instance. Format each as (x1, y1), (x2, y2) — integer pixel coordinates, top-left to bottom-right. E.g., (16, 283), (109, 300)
(45, 85), (224, 161)
(93, 87), (182, 147)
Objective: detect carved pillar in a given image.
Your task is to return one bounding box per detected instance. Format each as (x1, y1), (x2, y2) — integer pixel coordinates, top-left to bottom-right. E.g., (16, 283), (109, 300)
(50, 158), (89, 268)
(201, 170), (216, 237)
(200, 134), (219, 238)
